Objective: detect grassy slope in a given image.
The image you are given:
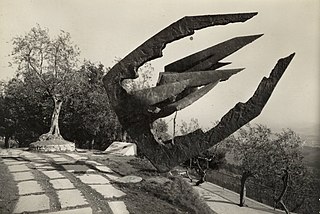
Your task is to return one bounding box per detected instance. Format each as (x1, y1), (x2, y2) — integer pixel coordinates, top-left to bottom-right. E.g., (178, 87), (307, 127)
(89, 153), (216, 214)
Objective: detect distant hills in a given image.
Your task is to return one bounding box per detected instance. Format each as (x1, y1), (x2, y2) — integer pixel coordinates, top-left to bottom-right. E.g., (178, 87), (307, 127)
(301, 146), (320, 170)
(294, 123), (320, 148)
(272, 122), (320, 148)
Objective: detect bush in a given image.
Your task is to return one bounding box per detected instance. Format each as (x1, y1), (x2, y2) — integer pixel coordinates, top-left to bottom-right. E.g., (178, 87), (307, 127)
(143, 176), (215, 214)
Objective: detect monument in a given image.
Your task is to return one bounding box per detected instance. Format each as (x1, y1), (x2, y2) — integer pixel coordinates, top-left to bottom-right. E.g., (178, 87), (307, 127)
(103, 12), (295, 172)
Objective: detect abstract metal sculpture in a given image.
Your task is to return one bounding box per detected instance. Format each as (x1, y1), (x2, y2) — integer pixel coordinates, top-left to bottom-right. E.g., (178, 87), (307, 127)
(103, 12), (295, 172)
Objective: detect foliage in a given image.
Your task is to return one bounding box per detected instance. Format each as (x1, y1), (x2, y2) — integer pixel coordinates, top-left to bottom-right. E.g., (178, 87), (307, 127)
(0, 77), (51, 145)
(10, 24), (80, 139)
(11, 24), (80, 98)
(60, 61), (122, 149)
(152, 119), (170, 142)
(0, 60), (123, 148)
(179, 118), (200, 136)
(122, 61), (170, 141)
(226, 123), (317, 213)
(141, 177), (215, 214)
(179, 118), (226, 185)
(122, 62), (155, 92)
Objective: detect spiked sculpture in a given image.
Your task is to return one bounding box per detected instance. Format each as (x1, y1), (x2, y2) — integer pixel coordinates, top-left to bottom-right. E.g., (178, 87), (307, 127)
(103, 12), (295, 172)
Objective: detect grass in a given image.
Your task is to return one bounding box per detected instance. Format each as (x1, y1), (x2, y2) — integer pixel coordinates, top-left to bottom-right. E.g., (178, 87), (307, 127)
(0, 159), (19, 214)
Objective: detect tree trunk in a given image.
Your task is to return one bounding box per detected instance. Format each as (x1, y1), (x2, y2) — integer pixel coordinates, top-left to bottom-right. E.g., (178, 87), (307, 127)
(39, 95), (63, 141)
(172, 111), (177, 145)
(275, 170), (290, 214)
(50, 96), (62, 136)
(4, 135), (10, 148)
(240, 171), (252, 207)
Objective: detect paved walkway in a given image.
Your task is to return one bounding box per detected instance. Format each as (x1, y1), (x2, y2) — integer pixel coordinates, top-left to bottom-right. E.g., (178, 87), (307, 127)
(1, 148), (292, 214)
(193, 181), (290, 214)
(0, 149), (129, 214)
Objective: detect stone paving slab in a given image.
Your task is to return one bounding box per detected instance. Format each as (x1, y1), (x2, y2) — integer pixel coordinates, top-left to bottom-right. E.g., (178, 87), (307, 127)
(2, 159), (21, 162)
(90, 184), (126, 198)
(65, 153), (88, 160)
(35, 159), (48, 163)
(18, 180), (44, 195)
(22, 155), (40, 159)
(42, 170), (65, 179)
(77, 174), (110, 184)
(3, 161), (29, 165)
(29, 157), (47, 162)
(105, 174), (120, 181)
(57, 189), (88, 208)
(53, 157), (71, 162)
(44, 207), (93, 214)
(13, 194), (50, 213)
(85, 160), (103, 166)
(44, 154), (62, 158)
(94, 165), (113, 173)
(38, 165), (57, 170)
(108, 201), (129, 214)
(8, 164), (30, 172)
(50, 179), (75, 189)
(62, 164), (95, 173)
(33, 163), (46, 167)
(12, 171), (34, 181)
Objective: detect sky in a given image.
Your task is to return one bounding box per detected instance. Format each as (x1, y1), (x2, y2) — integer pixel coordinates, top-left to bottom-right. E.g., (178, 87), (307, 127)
(0, 0), (319, 138)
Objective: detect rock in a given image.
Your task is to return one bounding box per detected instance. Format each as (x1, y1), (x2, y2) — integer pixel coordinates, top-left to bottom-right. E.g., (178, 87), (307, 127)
(104, 142), (137, 156)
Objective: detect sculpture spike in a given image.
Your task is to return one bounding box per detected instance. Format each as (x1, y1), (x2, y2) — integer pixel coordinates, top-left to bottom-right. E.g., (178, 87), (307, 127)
(133, 68), (243, 107)
(186, 61), (231, 73)
(156, 82), (219, 118)
(158, 68), (244, 85)
(164, 34), (263, 73)
(130, 80), (189, 106)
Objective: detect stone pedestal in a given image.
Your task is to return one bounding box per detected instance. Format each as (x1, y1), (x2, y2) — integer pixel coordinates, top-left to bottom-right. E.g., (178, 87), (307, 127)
(29, 139), (75, 152)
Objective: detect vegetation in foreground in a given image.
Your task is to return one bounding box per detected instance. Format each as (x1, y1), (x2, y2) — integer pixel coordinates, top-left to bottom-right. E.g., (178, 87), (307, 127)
(203, 123), (320, 214)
